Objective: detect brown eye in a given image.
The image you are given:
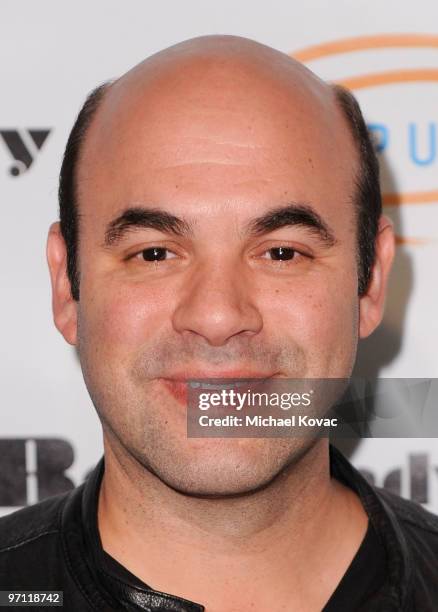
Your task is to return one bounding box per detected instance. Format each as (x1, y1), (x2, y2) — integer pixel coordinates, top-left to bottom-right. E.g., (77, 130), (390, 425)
(139, 247), (176, 262)
(266, 247), (296, 261)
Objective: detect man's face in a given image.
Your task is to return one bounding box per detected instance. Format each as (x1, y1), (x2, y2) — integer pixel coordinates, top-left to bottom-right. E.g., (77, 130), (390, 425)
(51, 46), (369, 495)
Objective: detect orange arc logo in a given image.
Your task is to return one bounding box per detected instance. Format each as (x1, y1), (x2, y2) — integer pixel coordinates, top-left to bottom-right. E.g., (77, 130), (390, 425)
(291, 34), (438, 210)
(292, 33), (438, 62)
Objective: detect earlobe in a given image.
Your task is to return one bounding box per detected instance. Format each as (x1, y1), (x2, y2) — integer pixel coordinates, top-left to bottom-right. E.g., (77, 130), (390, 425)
(46, 221), (78, 345)
(359, 215), (395, 339)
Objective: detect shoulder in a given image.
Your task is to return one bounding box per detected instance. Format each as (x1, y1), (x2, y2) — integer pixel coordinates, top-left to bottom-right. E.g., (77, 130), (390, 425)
(375, 486), (438, 536)
(0, 486), (96, 604)
(376, 486), (438, 587)
(375, 487), (438, 604)
(0, 490), (71, 553)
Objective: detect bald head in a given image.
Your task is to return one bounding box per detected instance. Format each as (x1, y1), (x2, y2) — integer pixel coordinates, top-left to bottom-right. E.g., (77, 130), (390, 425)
(105, 34), (334, 115)
(83, 35), (339, 169)
(59, 34), (380, 301)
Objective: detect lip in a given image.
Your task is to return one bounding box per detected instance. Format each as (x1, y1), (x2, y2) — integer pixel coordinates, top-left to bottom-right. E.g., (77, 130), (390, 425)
(161, 369), (277, 380)
(159, 371), (278, 405)
(161, 379), (190, 405)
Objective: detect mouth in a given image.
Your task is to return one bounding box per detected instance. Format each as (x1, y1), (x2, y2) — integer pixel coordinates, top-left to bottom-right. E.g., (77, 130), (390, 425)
(159, 371), (278, 405)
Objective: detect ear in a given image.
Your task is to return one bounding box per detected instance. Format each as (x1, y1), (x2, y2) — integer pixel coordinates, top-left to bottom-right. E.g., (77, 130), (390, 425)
(359, 215), (395, 338)
(46, 222), (78, 345)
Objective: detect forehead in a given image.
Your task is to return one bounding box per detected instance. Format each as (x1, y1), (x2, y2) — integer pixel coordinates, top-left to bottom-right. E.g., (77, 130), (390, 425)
(76, 48), (358, 229)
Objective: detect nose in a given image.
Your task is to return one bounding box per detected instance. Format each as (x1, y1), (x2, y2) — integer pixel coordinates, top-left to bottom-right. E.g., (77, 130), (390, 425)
(172, 261), (263, 346)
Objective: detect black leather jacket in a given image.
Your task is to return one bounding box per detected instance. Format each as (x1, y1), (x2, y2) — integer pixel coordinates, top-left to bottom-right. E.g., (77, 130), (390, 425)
(1, 445), (438, 611)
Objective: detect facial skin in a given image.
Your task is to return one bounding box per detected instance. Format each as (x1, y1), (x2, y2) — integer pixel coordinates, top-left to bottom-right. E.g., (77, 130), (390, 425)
(47, 35), (394, 498)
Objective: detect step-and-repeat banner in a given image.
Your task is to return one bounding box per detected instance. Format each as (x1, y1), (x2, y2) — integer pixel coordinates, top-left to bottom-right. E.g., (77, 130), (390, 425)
(1, 1), (438, 516)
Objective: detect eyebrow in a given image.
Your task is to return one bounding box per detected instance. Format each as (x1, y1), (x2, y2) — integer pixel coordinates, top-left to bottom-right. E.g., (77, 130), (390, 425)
(103, 202), (337, 248)
(103, 207), (193, 246)
(246, 203), (337, 246)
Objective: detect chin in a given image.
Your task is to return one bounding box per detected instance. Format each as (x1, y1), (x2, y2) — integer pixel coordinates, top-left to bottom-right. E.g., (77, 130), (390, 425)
(160, 469), (271, 497)
(146, 437), (304, 497)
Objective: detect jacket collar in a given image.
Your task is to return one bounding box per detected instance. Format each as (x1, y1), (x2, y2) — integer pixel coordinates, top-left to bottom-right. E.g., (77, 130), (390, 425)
(61, 445), (413, 611)
(329, 445), (413, 609)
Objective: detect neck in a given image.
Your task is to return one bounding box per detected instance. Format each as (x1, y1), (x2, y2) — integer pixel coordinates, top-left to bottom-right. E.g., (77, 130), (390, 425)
(98, 436), (368, 611)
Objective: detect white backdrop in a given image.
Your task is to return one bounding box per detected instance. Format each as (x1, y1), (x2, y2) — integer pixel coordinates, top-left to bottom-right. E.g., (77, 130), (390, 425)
(1, 0), (438, 516)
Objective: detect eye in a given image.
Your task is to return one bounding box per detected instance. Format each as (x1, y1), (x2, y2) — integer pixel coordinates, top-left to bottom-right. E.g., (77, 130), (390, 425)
(135, 247), (177, 262)
(261, 247), (298, 261)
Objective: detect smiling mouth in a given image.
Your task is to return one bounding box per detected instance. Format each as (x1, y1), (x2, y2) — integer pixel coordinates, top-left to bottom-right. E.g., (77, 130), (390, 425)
(160, 372), (278, 405)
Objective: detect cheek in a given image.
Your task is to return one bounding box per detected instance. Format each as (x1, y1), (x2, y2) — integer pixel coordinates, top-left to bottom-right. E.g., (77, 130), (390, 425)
(261, 275), (359, 374)
(78, 279), (174, 356)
